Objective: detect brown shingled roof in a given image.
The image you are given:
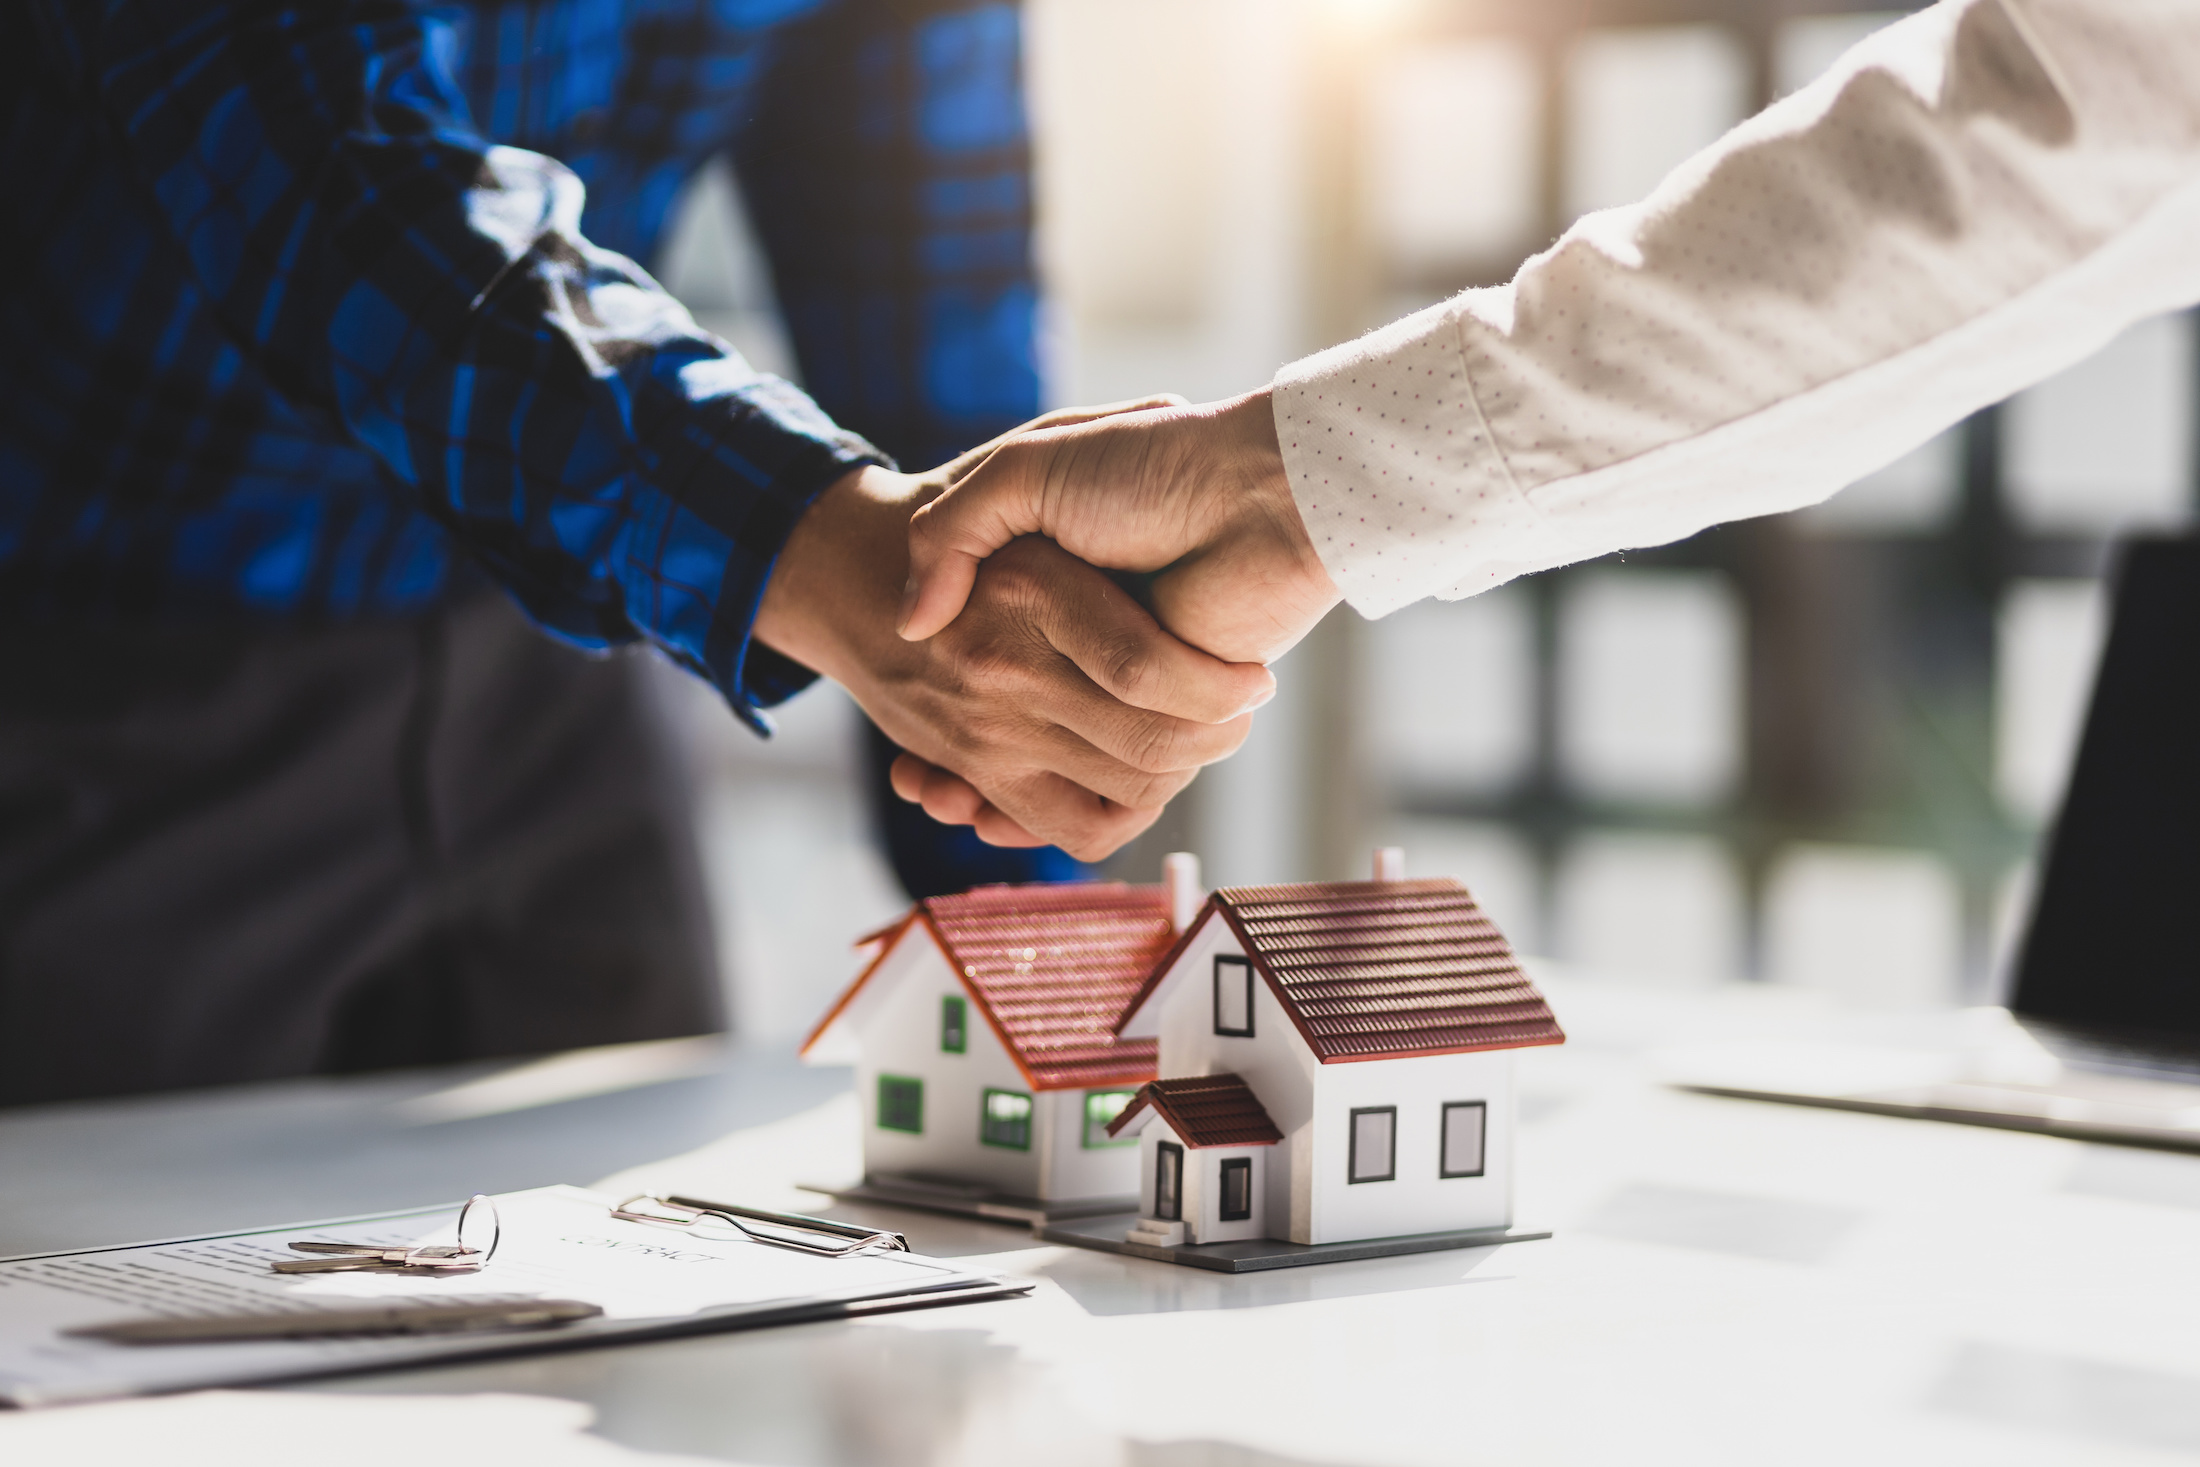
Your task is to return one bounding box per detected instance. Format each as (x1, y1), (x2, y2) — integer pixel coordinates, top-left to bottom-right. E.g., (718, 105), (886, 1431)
(1121, 878), (1564, 1063)
(1107, 1074), (1281, 1147)
(803, 882), (1171, 1092)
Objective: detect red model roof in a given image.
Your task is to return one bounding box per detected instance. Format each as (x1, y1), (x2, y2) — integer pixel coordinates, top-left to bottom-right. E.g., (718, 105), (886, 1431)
(1122, 878), (1564, 1063)
(1107, 1073), (1282, 1147)
(803, 882), (1172, 1092)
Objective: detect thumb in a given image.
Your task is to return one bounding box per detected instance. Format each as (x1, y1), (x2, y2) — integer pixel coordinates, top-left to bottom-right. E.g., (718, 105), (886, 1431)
(898, 441), (1051, 641)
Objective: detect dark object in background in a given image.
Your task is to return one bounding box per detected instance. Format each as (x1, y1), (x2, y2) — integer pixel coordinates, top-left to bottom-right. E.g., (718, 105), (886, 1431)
(860, 720), (1089, 900)
(2014, 534), (2200, 1055)
(0, 591), (722, 1107)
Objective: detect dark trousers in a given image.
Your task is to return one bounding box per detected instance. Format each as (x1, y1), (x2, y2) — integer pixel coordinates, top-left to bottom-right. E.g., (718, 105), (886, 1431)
(0, 593), (722, 1107)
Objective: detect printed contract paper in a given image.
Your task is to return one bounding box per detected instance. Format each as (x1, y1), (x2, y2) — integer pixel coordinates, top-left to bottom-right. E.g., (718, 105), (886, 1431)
(0, 1185), (1009, 1407)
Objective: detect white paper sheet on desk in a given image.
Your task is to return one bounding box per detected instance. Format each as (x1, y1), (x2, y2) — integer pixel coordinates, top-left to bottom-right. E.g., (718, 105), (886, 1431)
(0, 1184), (1005, 1408)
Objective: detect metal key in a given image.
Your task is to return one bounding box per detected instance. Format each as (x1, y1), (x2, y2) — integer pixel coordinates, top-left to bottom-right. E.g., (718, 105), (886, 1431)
(273, 1243), (485, 1274)
(269, 1194), (500, 1275)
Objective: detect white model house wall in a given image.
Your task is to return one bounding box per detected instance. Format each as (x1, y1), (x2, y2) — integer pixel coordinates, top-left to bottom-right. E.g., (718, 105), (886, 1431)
(1135, 915), (1318, 1239)
(1132, 909), (1519, 1244)
(1041, 1077), (1142, 1200)
(849, 933), (1041, 1197)
(1303, 1049), (1515, 1244)
(1128, 1114), (1270, 1244)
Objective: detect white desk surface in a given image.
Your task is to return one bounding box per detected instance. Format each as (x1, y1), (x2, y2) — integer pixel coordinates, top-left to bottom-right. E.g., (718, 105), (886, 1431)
(5, 974), (2199, 1467)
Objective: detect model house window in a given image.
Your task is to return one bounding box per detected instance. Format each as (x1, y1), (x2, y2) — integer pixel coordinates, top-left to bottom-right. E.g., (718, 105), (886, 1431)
(1218, 1156), (1254, 1221)
(980, 1088), (1033, 1150)
(877, 1074), (923, 1134)
(1155, 1141), (1184, 1221)
(1348, 1106), (1396, 1183)
(1213, 954), (1255, 1037)
(940, 995), (967, 1054)
(1082, 1089), (1137, 1148)
(1440, 1101), (1488, 1178)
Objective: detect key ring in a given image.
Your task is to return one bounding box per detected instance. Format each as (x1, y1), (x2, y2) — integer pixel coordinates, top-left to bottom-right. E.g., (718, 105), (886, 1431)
(455, 1193), (501, 1264)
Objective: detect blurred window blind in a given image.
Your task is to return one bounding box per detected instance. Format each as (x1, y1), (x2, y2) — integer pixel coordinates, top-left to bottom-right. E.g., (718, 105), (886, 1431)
(1995, 579), (2109, 822)
(1364, 39), (1540, 276)
(1367, 590), (1534, 795)
(1563, 25), (1749, 220)
(1559, 571), (1742, 806)
(2004, 315), (2195, 535)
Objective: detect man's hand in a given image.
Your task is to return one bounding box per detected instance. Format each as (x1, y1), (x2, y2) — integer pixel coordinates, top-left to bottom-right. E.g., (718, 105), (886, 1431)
(754, 460), (1276, 861)
(896, 389), (1342, 666)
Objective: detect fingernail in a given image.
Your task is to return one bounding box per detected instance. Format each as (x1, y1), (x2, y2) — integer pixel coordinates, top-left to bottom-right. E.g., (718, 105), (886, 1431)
(1239, 681), (1278, 716)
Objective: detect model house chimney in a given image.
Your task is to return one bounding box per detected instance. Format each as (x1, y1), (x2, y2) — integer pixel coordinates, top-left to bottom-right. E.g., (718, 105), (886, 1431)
(1373, 847), (1405, 882)
(1163, 851), (1203, 934)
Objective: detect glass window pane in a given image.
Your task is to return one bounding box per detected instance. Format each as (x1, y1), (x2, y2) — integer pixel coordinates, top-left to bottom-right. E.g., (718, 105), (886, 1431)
(1349, 1107), (1396, 1183)
(1213, 956), (1254, 1037)
(1441, 1102), (1487, 1178)
(1765, 844), (1963, 1007)
(1564, 25), (1750, 220)
(1773, 12), (1907, 98)
(940, 995), (967, 1054)
(1556, 831), (1743, 986)
(1560, 571), (1742, 805)
(2004, 314), (2194, 535)
(981, 1088), (1032, 1150)
(1368, 590), (1535, 796)
(877, 1075), (923, 1134)
(1996, 579), (2110, 821)
(1083, 1089), (1137, 1148)
(1802, 429), (1962, 535)
(1365, 39), (1541, 273)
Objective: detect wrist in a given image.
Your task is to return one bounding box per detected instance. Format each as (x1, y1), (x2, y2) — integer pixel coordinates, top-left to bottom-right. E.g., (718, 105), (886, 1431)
(755, 465), (928, 688)
(1212, 388), (1339, 614)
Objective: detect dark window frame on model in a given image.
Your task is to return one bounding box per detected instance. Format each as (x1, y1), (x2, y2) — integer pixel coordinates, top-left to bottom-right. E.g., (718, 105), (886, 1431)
(1439, 1100), (1488, 1178)
(940, 994), (967, 1054)
(1155, 1141), (1185, 1221)
(1081, 1088), (1138, 1148)
(979, 1086), (1033, 1150)
(877, 1074), (924, 1134)
(1213, 954), (1255, 1037)
(1218, 1156), (1254, 1221)
(1347, 1105), (1397, 1183)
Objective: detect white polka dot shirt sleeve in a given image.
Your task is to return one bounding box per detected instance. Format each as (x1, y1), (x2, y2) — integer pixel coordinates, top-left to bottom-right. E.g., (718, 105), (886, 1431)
(1275, 0), (2200, 620)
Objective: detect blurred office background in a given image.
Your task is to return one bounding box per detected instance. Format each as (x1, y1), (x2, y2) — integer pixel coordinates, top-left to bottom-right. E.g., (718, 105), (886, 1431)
(650, 0), (2197, 1043)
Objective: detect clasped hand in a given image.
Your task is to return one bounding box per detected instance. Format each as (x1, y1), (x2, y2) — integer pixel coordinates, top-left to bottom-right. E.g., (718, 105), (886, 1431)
(873, 390), (1345, 852)
(753, 402), (1283, 860)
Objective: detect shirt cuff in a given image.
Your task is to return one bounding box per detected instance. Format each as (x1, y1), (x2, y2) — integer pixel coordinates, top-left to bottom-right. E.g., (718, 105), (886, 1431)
(695, 435), (891, 736)
(1271, 293), (1575, 619)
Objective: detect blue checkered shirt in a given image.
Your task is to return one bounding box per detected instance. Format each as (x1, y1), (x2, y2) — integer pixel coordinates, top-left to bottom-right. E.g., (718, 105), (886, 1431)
(4, 0), (1038, 725)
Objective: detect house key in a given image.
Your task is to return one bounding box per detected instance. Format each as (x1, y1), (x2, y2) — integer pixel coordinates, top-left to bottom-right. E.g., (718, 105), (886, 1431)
(270, 1194), (500, 1275)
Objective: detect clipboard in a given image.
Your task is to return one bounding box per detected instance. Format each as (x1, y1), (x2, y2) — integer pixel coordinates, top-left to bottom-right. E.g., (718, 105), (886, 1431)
(0, 1185), (1029, 1409)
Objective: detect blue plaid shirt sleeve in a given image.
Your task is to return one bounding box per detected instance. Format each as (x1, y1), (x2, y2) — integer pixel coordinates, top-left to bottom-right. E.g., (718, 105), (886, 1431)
(73, 0), (889, 726)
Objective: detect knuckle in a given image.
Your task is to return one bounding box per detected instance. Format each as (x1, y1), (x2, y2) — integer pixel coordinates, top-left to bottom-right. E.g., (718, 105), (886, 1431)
(1100, 634), (1165, 707)
(1123, 716), (1191, 774)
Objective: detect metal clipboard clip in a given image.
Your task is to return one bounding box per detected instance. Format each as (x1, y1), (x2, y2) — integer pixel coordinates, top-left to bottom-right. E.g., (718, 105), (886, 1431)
(610, 1194), (907, 1258)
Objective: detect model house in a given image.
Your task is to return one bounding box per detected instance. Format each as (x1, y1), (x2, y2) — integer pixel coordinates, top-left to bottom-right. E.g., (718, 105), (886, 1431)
(1108, 851), (1564, 1247)
(801, 861), (1202, 1208)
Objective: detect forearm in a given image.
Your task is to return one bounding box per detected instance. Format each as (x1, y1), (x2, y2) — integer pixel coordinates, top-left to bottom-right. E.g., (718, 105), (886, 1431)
(82, 0), (884, 723)
(1276, 0), (2200, 616)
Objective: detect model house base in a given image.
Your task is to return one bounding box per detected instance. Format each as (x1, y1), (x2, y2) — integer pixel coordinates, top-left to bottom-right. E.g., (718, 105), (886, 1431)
(1037, 1212), (1551, 1273)
(805, 1172), (1136, 1227)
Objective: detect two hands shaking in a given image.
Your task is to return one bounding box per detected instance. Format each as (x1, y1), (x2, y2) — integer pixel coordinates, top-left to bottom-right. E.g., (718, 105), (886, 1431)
(753, 391), (1345, 861)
